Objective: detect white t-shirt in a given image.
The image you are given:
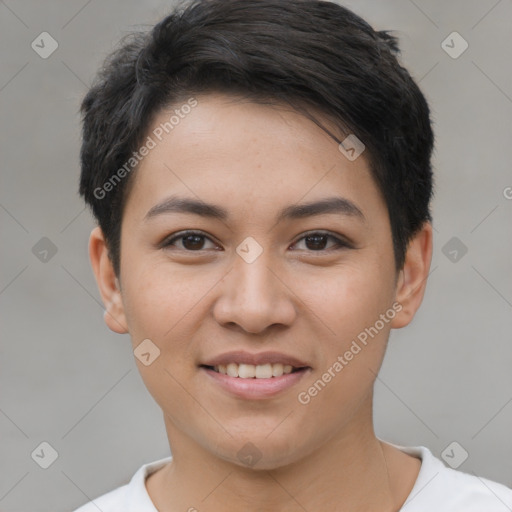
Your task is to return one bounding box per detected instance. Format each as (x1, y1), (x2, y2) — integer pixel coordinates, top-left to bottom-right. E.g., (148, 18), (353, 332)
(73, 443), (512, 511)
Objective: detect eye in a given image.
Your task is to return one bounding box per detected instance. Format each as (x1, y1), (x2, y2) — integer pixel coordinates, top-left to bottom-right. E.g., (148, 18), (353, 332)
(161, 230), (219, 251)
(160, 230), (352, 253)
(290, 231), (351, 252)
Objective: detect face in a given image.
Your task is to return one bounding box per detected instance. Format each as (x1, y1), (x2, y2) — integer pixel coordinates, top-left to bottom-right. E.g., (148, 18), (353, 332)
(90, 93), (432, 470)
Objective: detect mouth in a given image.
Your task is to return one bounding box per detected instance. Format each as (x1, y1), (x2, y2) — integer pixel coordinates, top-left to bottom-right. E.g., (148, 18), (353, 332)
(198, 351), (312, 399)
(199, 361), (312, 400)
(200, 362), (308, 379)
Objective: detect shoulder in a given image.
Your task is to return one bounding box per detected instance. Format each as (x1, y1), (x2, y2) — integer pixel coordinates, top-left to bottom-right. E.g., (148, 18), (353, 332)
(393, 443), (512, 511)
(441, 468), (512, 509)
(71, 456), (173, 512)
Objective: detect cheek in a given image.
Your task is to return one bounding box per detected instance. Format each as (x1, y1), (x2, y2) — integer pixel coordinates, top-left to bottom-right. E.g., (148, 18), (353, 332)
(308, 262), (393, 333)
(120, 265), (202, 417)
(122, 262), (204, 336)
(303, 264), (394, 388)
(121, 263), (214, 383)
(295, 281), (392, 432)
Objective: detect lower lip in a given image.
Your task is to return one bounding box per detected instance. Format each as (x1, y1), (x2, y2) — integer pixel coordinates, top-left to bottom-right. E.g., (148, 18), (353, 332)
(200, 366), (311, 400)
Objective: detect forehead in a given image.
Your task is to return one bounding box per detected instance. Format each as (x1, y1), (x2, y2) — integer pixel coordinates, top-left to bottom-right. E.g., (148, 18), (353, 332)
(123, 93), (386, 226)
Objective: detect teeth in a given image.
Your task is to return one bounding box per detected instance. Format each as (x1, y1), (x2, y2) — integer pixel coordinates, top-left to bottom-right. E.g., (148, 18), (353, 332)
(272, 363), (284, 377)
(213, 362), (298, 378)
(255, 363), (272, 378)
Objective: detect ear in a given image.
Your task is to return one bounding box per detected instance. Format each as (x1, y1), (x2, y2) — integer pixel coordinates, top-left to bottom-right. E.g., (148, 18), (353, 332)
(89, 226), (128, 334)
(391, 221), (433, 329)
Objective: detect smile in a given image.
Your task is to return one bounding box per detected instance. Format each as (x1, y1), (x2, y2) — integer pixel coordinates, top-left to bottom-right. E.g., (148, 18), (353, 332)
(202, 362), (304, 379)
(200, 365), (311, 400)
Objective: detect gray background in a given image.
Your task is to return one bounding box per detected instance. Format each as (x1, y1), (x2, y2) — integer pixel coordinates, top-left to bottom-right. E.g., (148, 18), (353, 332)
(1, 0), (511, 511)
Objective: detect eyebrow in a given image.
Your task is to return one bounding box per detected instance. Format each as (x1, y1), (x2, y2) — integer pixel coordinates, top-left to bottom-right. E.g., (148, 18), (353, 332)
(144, 195), (366, 223)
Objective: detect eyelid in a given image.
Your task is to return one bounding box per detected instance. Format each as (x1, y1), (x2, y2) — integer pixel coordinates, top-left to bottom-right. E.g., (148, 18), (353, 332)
(160, 229), (353, 251)
(159, 229), (219, 250)
(291, 230), (352, 248)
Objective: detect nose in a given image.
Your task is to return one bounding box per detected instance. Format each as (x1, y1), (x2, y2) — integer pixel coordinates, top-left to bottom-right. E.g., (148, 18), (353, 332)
(213, 249), (297, 334)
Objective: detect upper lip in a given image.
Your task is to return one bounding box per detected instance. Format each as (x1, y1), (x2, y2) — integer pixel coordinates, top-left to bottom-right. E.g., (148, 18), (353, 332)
(200, 351), (310, 368)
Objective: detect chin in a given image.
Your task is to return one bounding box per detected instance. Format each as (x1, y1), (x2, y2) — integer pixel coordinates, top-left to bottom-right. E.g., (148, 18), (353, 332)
(211, 435), (310, 471)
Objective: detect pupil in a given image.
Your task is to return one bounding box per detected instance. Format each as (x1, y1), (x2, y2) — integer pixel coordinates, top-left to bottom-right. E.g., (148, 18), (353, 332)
(306, 235), (327, 250)
(183, 235), (204, 250)
(180, 234), (328, 251)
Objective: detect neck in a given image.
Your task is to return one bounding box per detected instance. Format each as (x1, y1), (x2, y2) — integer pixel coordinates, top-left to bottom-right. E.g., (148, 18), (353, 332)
(146, 405), (414, 512)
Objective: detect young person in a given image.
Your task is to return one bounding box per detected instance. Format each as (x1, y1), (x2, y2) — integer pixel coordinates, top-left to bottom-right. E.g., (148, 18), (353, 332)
(74, 1), (512, 510)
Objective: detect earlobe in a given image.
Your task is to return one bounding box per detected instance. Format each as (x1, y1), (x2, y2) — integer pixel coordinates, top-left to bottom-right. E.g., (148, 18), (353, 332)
(89, 226), (128, 334)
(391, 222), (433, 329)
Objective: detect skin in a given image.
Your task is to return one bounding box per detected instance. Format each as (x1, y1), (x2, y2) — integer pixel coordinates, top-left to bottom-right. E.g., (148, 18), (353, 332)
(90, 92), (432, 511)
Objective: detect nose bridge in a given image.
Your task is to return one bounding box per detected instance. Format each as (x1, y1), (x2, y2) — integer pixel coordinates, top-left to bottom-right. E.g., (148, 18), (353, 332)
(234, 247), (278, 301)
(213, 243), (296, 332)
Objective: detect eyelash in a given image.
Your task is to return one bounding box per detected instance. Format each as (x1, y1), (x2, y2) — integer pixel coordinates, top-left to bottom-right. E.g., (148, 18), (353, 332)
(160, 230), (352, 253)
